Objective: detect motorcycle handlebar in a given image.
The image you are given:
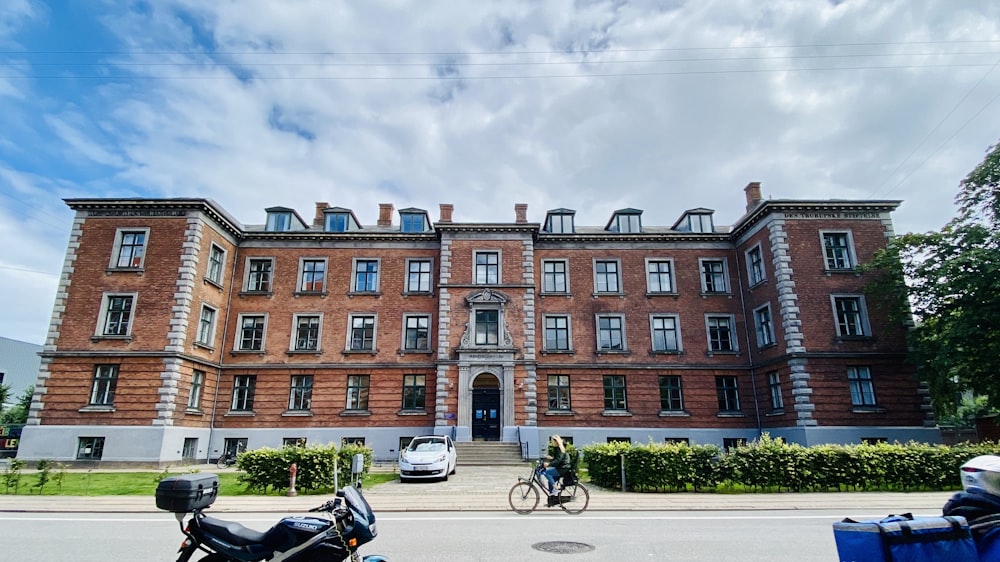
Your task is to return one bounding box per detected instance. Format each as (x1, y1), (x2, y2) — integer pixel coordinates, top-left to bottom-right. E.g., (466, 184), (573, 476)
(308, 498), (342, 513)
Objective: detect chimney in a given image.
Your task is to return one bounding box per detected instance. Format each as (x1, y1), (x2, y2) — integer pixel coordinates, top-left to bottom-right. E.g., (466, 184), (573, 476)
(744, 182), (763, 212)
(515, 203), (528, 224)
(314, 202), (328, 226)
(439, 203), (453, 223)
(377, 203), (394, 227)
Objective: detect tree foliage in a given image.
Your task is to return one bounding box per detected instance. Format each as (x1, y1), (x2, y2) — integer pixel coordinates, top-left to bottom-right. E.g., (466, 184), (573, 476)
(864, 141), (1000, 416)
(0, 387), (32, 424)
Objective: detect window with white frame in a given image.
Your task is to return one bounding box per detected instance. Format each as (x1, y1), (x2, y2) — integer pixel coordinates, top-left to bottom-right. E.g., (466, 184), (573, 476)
(546, 213), (574, 233)
(541, 260), (568, 293)
(188, 370), (205, 410)
(597, 314), (626, 351)
(700, 258), (729, 293)
(403, 314), (430, 351)
(265, 211), (293, 231)
(594, 259), (621, 294)
(475, 251), (500, 284)
(231, 375), (256, 411)
(207, 244), (225, 285)
(659, 375), (683, 411)
(848, 366), (877, 406)
(822, 231), (856, 270)
(298, 258), (327, 293)
(543, 315), (571, 351)
(89, 364), (119, 406)
(768, 372), (783, 410)
(716, 375), (740, 412)
(475, 309), (499, 345)
(706, 315), (736, 352)
(651, 315), (681, 352)
(196, 305), (216, 346)
(746, 245), (765, 285)
(405, 259), (433, 293)
(346, 375), (370, 410)
(609, 212), (641, 233)
(292, 314), (321, 351)
(754, 304), (776, 348)
(603, 375), (627, 410)
(548, 375), (571, 410)
(236, 314), (266, 351)
(245, 258), (273, 292)
(110, 228), (149, 269)
(646, 259), (674, 293)
(348, 314), (376, 351)
(99, 293), (136, 337)
(400, 213), (427, 233)
(402, 374), (426, 410)
(288, 375), (313, 411)
(326, 212), (351, 232)
(687, 213), (714, 233)
(832, 295), (870, 337)
(352, 259), (380, 293)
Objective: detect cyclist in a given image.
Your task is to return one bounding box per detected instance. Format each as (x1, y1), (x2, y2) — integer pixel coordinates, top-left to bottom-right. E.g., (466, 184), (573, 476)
(542, 435), (571, 500)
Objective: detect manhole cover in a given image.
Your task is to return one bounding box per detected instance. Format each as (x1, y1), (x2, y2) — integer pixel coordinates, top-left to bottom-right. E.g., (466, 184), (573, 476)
(532, 541), (595, 554)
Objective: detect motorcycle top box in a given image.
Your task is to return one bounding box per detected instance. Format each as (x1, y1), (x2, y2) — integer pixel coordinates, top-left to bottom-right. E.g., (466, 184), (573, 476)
(156, 473), (219, 513)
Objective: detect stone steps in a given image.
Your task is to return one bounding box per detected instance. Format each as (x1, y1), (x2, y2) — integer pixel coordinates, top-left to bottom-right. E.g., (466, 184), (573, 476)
(454, 442), (525, 466)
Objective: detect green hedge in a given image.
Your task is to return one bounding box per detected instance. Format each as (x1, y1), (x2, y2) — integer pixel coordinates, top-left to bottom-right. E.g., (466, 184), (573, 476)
(582, 434), (1000, 493)
(235, 442), (373, 494)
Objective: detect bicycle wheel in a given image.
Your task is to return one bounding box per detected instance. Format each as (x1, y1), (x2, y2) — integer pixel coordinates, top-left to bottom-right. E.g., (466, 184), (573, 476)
(557, 482), (589, 514)
(508, 482), (539, 514)
(216, 456), (229, 469)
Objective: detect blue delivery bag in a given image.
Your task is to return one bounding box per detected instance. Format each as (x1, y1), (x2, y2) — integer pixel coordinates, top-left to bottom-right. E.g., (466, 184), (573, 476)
(833, 513), (977, 562)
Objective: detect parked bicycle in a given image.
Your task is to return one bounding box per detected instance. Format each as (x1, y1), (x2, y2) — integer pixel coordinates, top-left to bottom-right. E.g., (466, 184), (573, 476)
(216, 443), (244, 469)
(508, 459), (590, 515)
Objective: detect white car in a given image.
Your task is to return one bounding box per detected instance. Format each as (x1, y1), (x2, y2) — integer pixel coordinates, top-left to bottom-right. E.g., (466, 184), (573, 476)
(398, 435), (457, 482)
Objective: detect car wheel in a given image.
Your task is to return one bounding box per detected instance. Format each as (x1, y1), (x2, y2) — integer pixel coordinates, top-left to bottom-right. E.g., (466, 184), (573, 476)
(442, 470), (448, 482)
(451, 463), (457, 475)
(399, 476), (408, 483)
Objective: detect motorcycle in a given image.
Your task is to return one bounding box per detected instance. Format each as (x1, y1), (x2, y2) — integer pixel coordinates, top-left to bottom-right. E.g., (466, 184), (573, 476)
(156, 473), (387, 562)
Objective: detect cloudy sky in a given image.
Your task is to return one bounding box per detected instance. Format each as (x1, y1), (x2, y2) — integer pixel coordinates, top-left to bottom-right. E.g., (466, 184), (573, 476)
(1, 0), (999, 346)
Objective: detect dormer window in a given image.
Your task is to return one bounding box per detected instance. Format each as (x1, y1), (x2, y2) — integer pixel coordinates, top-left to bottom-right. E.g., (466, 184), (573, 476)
(687, 214), (713, 233)
(265, 207), (306, 232)
(323, 208), (360, 232)
(606, 209), (642, 233)
(400, 210), (429, 233)
(544, 209), (576, 233)
(266, 212), (292, 232)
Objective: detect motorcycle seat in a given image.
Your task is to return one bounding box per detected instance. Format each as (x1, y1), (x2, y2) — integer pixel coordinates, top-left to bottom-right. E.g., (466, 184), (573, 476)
(199, 515), (270, 546)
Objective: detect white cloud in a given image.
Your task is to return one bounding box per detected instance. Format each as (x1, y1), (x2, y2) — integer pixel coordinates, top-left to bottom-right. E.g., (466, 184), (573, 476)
(1, 0), (999, 342)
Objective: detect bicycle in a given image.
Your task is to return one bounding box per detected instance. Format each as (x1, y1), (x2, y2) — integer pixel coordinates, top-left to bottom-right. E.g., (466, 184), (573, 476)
(508, 459), (590, 515)
(216, 444), (244, 469)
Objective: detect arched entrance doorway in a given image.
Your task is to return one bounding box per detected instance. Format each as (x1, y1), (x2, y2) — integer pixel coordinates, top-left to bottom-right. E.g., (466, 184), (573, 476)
(471, 373), (501, 441)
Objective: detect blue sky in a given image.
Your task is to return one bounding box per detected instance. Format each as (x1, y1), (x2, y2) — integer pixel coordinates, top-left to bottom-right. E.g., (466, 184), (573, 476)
(2, 0), (1000, 345)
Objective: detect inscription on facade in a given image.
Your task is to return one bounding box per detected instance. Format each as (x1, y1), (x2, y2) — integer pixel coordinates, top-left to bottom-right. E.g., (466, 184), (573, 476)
(89, 210), (188, 217)
(783, 211), (881, 220)
(462, 353), (510, 361)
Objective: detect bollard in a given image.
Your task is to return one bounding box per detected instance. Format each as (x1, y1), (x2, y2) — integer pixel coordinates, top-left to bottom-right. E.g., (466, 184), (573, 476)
(287, 462), (298, 497)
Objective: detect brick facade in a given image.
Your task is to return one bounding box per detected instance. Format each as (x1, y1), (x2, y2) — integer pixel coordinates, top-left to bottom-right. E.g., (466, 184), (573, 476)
(16, 187), (939, 466)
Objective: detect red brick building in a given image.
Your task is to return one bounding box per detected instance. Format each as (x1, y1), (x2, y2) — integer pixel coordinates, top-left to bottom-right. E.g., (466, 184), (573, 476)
(17, 183), (938, 465)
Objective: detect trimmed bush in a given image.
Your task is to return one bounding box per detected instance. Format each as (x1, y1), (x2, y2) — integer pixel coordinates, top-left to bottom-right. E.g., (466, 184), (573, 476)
(236, 442), (372, 494)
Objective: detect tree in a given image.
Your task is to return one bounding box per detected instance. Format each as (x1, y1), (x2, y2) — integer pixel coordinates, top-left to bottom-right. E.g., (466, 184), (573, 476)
(864, 141), (1000, 417)
(0, 386), (32, 425)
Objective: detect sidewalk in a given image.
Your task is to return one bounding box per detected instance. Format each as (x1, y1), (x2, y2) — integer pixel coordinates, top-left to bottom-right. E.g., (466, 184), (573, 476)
(0, 464), (956, 514)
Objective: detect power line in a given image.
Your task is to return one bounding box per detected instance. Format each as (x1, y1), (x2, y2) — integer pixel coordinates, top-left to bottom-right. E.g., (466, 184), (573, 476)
(0, 264), (59, 277)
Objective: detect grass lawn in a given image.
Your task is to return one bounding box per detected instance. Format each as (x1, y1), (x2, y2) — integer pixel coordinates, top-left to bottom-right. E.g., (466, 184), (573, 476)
(2, 470), (400, 496)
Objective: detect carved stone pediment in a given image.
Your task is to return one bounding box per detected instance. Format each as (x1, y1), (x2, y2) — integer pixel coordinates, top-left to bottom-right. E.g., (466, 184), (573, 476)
(465, 288), (509, 305)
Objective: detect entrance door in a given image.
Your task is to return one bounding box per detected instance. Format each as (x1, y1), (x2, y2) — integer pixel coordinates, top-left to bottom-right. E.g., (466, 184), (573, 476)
(471, 388), (501, 441)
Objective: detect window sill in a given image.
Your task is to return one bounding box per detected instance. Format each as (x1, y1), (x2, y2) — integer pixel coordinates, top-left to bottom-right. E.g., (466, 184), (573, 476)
(399, 349), (433, 355)
(347, 291), (381, 298)
(397, 409), (428, 416)
(541, 349), (574, 355)
(231, 349), (265, 356)
(105, 267), (144, 275)
(282, 410), (313, 417)
(224, 410), (256, 417)
(758, 342), (777, 350)
(717, 411), (747, 418)
(602, 410), (632, 417)
(402, 291), (434, 297)
(545, 409), (576, 416)
(835, 336), (874, 343)
(238, 291), (272, 298)
(699, 291), (733, 298)
(287, 349), (322, 355)
(539, 292), (572, 298)
(203, 277), (224, 290)
(340, 410), (371, 417)
(659, 410), (690, 417)
(293, 291), (328, 298)
(184, 408), (204, 416)
(765, 409), (785, 417)
(748, 280), (767, 290)
(645, 291), (679, 298)
(852, 406), (887, 414)
(194, 342), (215, 352)
(91, 335), (133, 343)
(78, 405), (116, 413)
(649, 350), (683, 356)
(591, 292), (627, 298)
(343, 349), (377, 355)
(596, 349), (630, 356)
(823, 268), (860, 276)
(706, 350), (740, 357)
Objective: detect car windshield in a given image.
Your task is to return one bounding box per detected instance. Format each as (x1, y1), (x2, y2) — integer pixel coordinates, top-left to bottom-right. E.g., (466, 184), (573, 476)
(409, 440), (445, 452)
